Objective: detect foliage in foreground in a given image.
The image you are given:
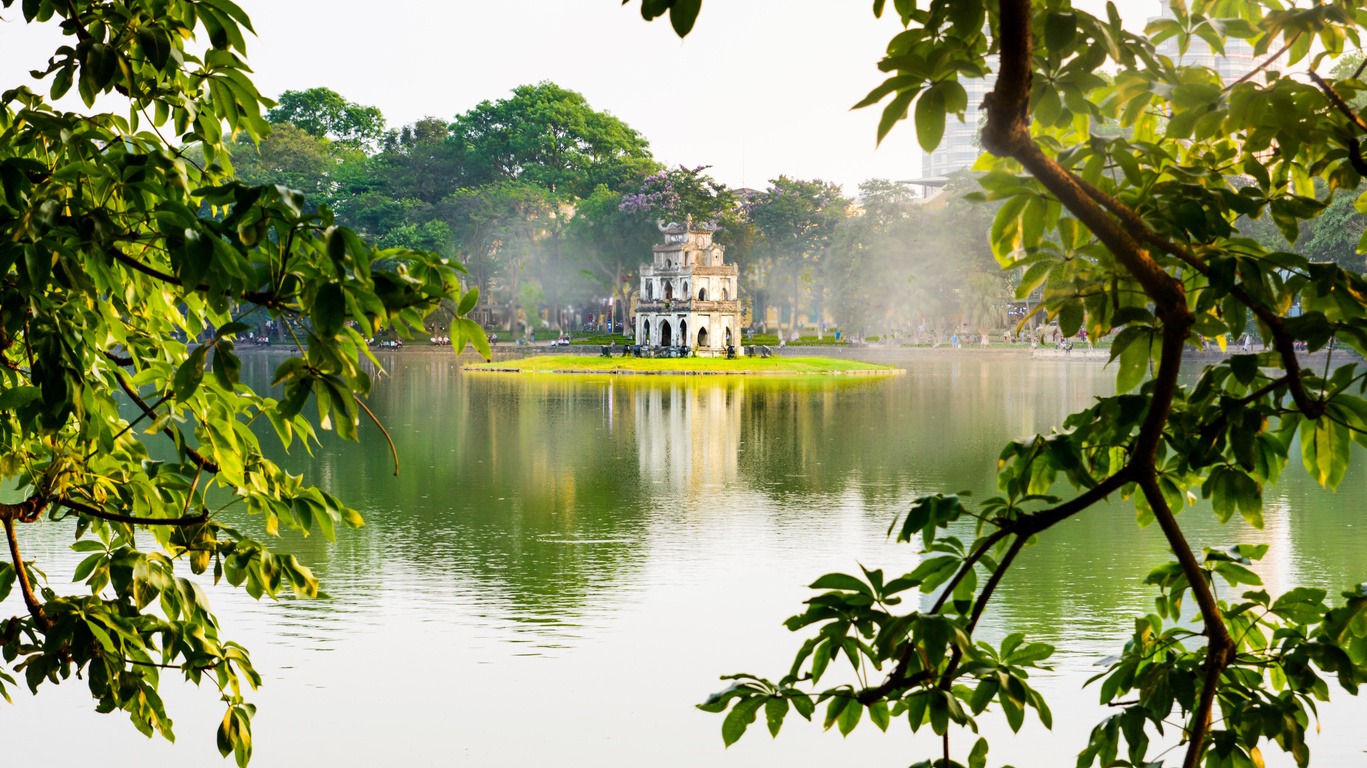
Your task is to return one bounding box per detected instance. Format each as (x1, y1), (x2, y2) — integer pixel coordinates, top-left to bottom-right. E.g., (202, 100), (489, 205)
(0, 0), (486, 764)
(634, 1), (1367, 767)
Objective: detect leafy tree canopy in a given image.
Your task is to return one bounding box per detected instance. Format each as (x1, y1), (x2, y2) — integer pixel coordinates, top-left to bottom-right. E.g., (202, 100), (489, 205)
(631, 2), (1367, 768)
(0, 0), (486, 763)
(450, 81), (657, 200)
(266, 86), (386, 150)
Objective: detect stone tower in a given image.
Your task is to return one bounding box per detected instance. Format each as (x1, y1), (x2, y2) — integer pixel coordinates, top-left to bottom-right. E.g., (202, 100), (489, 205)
(635, 217), (742, 356)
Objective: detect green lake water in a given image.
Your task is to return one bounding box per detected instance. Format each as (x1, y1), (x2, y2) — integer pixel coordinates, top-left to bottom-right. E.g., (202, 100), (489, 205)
(4, 351), (1365, 766)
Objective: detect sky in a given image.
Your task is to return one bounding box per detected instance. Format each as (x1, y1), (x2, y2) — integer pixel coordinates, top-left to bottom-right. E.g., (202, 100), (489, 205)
(2, 0), (1161, 195)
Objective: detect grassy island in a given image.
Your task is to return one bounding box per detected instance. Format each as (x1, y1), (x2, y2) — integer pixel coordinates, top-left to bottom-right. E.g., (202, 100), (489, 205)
(464, 355), (901, 376)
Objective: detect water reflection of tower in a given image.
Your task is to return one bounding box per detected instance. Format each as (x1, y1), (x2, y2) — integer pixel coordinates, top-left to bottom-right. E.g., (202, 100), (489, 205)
(634, 382), (742, 494)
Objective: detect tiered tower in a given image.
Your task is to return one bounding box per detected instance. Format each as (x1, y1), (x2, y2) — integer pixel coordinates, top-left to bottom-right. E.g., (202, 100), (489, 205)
(635, 218), (741, 356)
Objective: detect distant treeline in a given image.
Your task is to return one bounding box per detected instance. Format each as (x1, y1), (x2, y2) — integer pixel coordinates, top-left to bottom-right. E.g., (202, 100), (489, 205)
(229, 82), (1364, 339)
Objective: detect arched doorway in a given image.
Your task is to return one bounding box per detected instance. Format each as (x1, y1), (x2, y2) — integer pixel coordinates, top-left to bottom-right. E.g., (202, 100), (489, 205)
(725, 327), (733, 346)
(679, 319), (688, 347)
(659, 320), (672, 347)
(697, 327), (709, 348)
(642, 320), (651, 345)
(664, 281), (673, 301)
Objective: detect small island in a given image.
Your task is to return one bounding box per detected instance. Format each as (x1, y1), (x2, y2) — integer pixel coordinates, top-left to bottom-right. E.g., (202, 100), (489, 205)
(464, 354), (901, 376)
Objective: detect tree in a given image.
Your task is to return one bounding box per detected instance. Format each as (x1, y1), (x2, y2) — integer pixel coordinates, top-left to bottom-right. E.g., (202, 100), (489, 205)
(746, 177), (850, 336)
(634, 2), (1367, 768)
(567, 184), (657, 332)
(0, 1), (486, 764)
(618, 164), (737, 224)
(450, 81), (656, 201)
(229, 122), (354, 206)
(437, 181), (556, 332)
(570, 164), (742, 332)
(267, 87), (387, 150)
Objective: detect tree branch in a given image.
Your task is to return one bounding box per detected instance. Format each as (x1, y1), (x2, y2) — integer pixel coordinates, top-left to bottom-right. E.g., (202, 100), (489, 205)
(57, 496), (209, 527)
(1068, 174), (1323, 418)
(1222, 32), (1301, 93)
(1309, 70), (1367, 133)
(4, 517), (50, 629)
(113, 370), (220, 474)
(1138, 474), (1233, 768)
(107, 247), (275, 306)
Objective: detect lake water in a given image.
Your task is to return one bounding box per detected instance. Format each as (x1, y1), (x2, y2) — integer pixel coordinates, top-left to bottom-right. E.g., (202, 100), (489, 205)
(4, 351), (1365, 766)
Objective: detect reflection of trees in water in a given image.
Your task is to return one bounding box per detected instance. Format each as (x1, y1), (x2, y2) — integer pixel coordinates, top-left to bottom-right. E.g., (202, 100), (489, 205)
(735, 359), (1111, 512)
(231, 354), (1366, 653)
(956, 451), (1367, 655)
(240, 355), (653, 633)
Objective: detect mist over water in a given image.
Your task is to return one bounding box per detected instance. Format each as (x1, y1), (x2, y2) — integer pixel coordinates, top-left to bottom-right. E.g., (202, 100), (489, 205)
(4, 351), (1364, 767)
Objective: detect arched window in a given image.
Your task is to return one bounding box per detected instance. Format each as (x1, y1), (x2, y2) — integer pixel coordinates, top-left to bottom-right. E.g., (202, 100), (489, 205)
(697, 287), (707, 301)
(698, 327), (709, 347)
(664, 281), (673, 301)
(646, 282), (653, 301)
(722, 287), (729, 301)
(682, 281), (689, 297)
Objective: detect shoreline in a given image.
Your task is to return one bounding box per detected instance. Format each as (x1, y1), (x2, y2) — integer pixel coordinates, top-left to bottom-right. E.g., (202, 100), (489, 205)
(461, 354), (902, 377)
(230, 342), (1352, 368)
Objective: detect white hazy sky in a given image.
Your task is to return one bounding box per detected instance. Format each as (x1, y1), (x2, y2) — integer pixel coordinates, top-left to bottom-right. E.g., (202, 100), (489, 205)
(2, 0), (1160, 194)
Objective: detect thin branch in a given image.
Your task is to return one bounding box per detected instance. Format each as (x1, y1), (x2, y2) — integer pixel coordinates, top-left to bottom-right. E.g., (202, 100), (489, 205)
(1067, 174), (1323, 419)
(106, 247), (275, 306)
(354, 394), (399, 477)
(1309, 70), (1367, 133)
(113, 370), (220, 474)
(1139, 474), (1233, 768)
(3, 517), (50, 629)
(1223, 32), (1301, 93)
(57, 496), (209, 528)
(929, 529), (1010, 614)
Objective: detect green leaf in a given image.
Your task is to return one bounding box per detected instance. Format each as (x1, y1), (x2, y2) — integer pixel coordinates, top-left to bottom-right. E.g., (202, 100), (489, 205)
(174, 346), (209, 401)
(1115, 336), (1149, 393)
(764, 696), (788, 737)
(969, 737), (990, 768)
(1301, 418), (1350, 489)
(1044, 12), (1078, 51)
(456, 317), (491, 361)
(722, 696), (762, 747)
(313, 283), (345, 337)
(0, 386), (41, 410)
(669, 0), (701, 37)
(877, 88), (918, 146)
(868, 699), (890, 732)
(1058, 301), (1084, 338)
(837, 698), (862, 736)
(457, 285), (480, 316)
(915, 84), (947, 154)
(212, 342), (242, 390)
(809, 572), (871, 594)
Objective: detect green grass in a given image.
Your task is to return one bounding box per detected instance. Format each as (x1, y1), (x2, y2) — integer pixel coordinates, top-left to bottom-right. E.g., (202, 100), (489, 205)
(464, 354), (900, 375)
